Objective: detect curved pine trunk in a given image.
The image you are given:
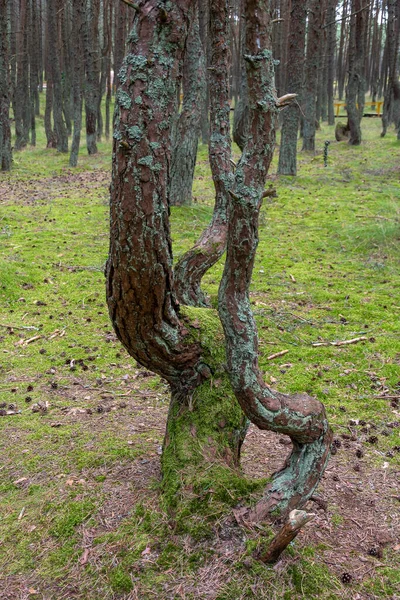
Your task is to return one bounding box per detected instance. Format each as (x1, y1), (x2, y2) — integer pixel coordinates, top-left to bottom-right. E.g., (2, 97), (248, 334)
(219, 0), (332, 520)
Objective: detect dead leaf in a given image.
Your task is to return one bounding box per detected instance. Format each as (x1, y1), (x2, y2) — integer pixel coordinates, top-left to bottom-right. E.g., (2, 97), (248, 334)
(141, 546), (151, 556)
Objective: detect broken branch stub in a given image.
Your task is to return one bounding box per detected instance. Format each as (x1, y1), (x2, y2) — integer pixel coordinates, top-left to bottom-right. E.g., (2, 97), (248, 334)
(259, 510), (316, 564)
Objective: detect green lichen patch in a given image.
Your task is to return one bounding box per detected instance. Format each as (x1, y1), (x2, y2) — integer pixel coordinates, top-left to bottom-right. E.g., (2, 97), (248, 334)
(116, 89), (132, 109)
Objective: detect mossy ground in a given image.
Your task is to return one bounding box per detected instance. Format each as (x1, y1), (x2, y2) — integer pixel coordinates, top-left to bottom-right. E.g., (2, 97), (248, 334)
(0, 104), (399, 599)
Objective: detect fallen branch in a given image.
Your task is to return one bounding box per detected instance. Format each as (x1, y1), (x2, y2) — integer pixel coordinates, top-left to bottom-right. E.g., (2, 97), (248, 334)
(17, 335), (43, 347)
(312, 336), (367, 347)
(267, 349), (289, 360)
(259, 510), (316, 564)
(0, 324), (40, 331)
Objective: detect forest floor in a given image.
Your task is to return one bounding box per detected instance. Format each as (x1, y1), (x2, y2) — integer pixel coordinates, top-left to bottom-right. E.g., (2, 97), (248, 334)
(0, 116), (399, 599)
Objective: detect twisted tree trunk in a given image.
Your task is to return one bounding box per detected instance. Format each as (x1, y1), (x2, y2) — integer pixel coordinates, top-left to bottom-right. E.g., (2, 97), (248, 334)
(219, 1), (332, 519)
(107, 0), (331, 523)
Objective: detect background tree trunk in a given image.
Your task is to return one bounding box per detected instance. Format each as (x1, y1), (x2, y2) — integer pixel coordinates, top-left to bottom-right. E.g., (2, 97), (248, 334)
(326, 0), (337, 126)
(233, 1), (249, 152)
(173, 0), (233, 307)
(14, 0), (30, 150)
(337, 0), (348, 101)
(302, 0), (326, 152)
(277, 0), (306, 175)
(47, 0), (68, 152)
(381, 0), (400, 137)
(83, 0), (100, 155)
(0, 0), (12, 170)
(170, 4), (206, 207)
(69, 0), (84, 167)
(346, 0), (368, 146)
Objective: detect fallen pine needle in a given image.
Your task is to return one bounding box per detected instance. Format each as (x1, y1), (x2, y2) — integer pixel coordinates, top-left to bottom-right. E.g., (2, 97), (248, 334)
(267, 350), (289, 360)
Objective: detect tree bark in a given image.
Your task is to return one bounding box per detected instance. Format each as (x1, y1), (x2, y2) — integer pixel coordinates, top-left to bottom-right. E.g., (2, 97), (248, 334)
(170, 4), (205, 206)
(346, 0), (368, 146)
(302, 0), (326, 152)
(69, 0), (84, 167)
(381, 0), (400, 138)
(83, 0), (100, 155)
(277, 0), (306, 175)
(0, 0), (12, 170)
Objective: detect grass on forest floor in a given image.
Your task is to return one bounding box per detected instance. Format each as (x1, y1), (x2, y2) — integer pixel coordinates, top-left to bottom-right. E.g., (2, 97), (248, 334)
(0, 113), (399, 599)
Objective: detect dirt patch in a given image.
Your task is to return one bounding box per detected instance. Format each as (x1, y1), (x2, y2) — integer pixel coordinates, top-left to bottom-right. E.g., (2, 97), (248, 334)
(0, 170), (110, 206)
(242, 426), (400, 585)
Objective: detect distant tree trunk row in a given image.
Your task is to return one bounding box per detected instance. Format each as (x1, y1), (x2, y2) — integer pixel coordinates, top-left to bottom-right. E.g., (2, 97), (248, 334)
(2, 0), (134, 169)
(1, 0), (399, 174)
